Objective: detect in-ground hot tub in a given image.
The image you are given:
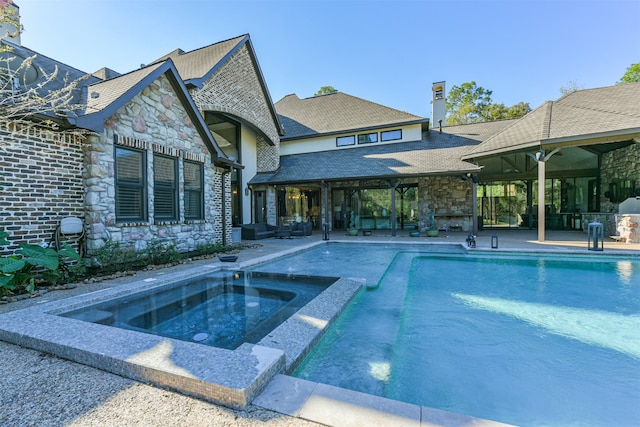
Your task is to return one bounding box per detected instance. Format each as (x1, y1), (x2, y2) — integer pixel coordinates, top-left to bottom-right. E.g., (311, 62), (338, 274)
(0, 265), (363, 409)
(61, 271), (333, 350)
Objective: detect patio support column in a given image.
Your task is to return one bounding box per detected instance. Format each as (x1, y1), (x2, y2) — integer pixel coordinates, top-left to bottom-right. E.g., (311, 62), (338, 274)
(537, 159), (546, 242)
(388, 180), (398, 236)
(471, 176), (478, 234)
(321, 181), (329, 229)
(532, 148), (560, 243)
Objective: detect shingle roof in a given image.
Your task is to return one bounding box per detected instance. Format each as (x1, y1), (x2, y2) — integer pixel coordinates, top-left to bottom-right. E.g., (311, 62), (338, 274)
(82, 62), (164, 114)
(1, 39), (101, 115)
(464, 82), (640, 159)
(276, 92), (428, 139)
(249, 128), (487, 185)
(151, 34), (284, 138)
(150, 35), (247, 84)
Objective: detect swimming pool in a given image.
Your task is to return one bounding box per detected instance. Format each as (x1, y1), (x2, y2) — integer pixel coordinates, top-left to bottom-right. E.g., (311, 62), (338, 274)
(249, 244), (640, 426)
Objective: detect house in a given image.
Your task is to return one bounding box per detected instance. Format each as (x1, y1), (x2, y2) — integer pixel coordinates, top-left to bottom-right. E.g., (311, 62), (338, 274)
(1, 3), (281, 255)
(252, 91), (490, 234)
(1, 1), (639, 257)
(253, 82), (640, 240)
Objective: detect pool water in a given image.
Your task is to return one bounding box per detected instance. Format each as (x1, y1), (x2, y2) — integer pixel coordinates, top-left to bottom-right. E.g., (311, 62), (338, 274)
(251, 244), (640, 426)
(61, 271), (335, 350)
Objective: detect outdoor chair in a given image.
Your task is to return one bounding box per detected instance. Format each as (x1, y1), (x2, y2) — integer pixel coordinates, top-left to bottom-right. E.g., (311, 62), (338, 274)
(53, 216), (85, 257)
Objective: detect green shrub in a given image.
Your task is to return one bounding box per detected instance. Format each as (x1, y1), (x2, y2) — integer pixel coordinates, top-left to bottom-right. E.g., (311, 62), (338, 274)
(0, 231), (85, 297)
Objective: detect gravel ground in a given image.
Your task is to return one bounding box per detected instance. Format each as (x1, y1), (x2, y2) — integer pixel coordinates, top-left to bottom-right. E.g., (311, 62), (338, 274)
(0, 340), (323, 427)
(0, 241), (326, 427)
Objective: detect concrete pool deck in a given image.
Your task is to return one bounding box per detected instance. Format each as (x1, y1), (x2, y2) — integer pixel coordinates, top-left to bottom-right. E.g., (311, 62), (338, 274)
(1, 229), (638, 426)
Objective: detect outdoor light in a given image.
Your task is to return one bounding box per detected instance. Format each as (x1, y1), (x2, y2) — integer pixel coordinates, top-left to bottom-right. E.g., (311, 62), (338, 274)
(535, 150), (544, 162)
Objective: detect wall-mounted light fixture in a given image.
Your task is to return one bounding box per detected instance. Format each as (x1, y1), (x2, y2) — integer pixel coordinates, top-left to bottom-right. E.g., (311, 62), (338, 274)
(244, 186), (250, 196)
(535, 149), (544, 162)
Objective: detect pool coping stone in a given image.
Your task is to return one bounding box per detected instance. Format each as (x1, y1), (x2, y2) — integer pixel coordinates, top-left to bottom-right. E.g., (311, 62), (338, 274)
(0, 243), (362, 409)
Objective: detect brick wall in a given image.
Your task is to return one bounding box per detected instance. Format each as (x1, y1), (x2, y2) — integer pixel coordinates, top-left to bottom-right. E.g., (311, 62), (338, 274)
(191, 44), (281, 148)
(0, 122), (85, 255)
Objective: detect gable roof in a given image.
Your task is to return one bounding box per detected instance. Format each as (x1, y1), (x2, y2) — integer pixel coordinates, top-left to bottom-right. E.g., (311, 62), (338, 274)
(69, 59), (237, 168)
(276, 92), (429, 140)
(151, 35), (247, 86)
(463, 82), (640, 159)
(249, 128), (481, 185)
(151, 34), (283, 138)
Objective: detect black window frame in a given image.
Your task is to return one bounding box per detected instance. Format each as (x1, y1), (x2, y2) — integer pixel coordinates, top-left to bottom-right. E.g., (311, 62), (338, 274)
(153, 153), (179, 221)
(358, 132), (378, 144)
(381, 129), (402, 142)
(336, 135), (356, 147)
(183, 160), (204, 220)
(115, 146), (147, 222)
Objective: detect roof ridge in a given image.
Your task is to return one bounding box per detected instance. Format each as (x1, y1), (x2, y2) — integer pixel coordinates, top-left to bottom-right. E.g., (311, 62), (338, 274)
(558, 100), (640, 119)
(542, 101), (553, 140)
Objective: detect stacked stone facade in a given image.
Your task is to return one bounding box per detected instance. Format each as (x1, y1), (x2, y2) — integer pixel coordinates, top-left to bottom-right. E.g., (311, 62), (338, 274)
(599, 143), (640, 236)
(600, 143), (640, 212)
(84, 73), (225, 253)
(0, 122), (85, 254)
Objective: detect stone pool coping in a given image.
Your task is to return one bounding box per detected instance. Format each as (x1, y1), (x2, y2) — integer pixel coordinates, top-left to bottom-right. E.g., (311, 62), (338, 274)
(0, 242), (363, 409)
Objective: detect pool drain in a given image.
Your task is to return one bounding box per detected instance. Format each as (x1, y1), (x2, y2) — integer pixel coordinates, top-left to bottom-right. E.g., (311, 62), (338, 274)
(192, 332), (209, 341)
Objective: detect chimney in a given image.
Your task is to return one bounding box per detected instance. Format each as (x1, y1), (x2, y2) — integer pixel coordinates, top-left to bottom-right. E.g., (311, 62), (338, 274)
(431, 81), (446, 128)
(1, 1), (21, 46)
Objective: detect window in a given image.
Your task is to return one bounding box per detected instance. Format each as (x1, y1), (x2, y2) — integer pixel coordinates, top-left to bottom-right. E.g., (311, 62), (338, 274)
(154, 154), (178, 220)
(358, 133), (378, 144)
(380, 129), (402, 142)
(115, 146), (146, 222)
(184, 160), (204, 219)
(336, 135), (355, 147)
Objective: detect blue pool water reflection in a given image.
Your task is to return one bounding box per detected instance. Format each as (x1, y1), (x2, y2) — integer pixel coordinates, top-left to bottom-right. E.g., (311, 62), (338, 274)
(250, 244), (640, 427)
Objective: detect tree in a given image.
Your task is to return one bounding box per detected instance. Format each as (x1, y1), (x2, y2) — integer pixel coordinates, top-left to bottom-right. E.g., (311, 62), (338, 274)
(446, 81), (530, 125)
(0, 0), (88, 133)
(560, 80), (584, 95)
(617, 63), (640, 84)
(481, 101), (531, 122)
(314, 86), (338, 96)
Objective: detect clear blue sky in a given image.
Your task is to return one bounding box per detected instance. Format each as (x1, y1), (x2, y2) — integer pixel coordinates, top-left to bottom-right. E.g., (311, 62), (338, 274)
(18, 0), (640, 119)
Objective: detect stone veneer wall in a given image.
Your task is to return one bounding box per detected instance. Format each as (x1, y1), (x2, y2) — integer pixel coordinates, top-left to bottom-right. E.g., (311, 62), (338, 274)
(418, 176), (474, 231)
(0, 122), (85, 255)
(600, 143), (640, 211)
(599, 143), (640, 235)
(84, 74), (227, 254)
(190, 44), (280, 173)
